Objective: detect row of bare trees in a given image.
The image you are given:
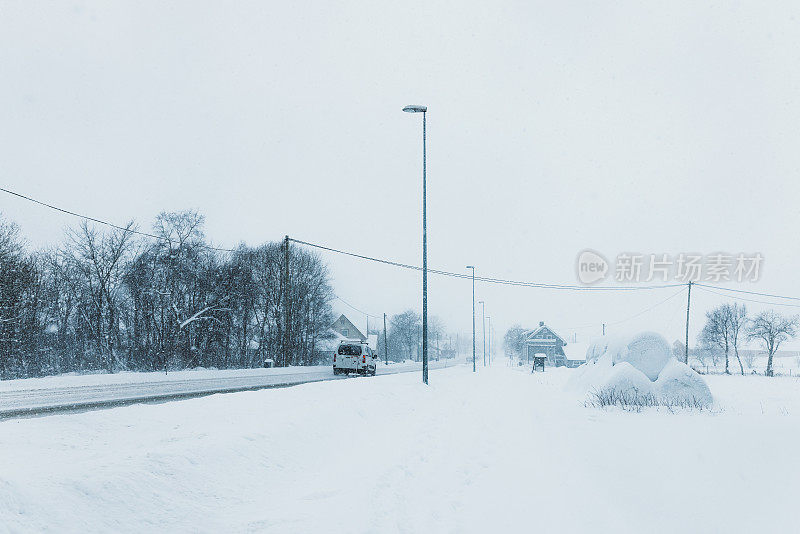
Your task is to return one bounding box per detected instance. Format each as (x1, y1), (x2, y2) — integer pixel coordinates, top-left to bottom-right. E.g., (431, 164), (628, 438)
(0, 211), (334, 379)
(371, 310), (454, 362)
(698, 303), (797, 376)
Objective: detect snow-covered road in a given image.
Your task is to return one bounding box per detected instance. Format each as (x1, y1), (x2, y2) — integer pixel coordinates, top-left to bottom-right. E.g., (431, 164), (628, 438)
(0, 360), (456, 418)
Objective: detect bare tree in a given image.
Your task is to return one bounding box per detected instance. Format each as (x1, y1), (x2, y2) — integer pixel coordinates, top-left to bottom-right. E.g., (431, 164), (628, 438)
(728, 303), (747, 375)
(699, 304), (734, 374)
(390, 310), (421, 361)
(64, 220), (137, 372)
(428, 315), (445, 361)
(0, 216), (45, 378)
(747, 310), (798, 376)
(693, 346), (710, 369)
(504, 325), (528, 361)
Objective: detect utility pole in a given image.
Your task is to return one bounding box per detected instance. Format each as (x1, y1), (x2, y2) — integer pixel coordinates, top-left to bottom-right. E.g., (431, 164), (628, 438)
(283, 235), (290, 367)
(479, 300), (486, 367)
(467, 266), (476, 372)
(684, 281), (692, 364)
(383, 313), (388, 365)
(602, 323), (606, 336)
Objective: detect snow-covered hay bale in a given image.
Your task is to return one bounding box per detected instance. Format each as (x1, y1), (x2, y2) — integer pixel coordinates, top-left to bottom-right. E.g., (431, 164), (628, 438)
(599, 361), (655, 398)
(566, 331), (712, 408)
(613, 332), (673, 381)
(655, 358), (713, 406)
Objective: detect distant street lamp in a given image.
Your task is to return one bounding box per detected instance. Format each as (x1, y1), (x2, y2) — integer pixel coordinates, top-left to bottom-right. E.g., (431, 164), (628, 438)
(403, 104), (428, 385)
(479, 300), (486, 367)
(466, 266), (476, 373)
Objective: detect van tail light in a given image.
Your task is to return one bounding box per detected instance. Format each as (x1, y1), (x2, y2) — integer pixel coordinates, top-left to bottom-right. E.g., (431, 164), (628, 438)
(362, 355), (366, 363)
(333, 355), (336, 363)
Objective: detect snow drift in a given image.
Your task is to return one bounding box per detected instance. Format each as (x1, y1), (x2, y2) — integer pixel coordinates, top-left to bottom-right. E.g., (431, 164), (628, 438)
(570, 332), (712, 407)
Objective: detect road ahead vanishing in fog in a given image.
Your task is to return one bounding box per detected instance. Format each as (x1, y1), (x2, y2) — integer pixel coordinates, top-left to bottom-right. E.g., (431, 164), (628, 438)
(0, 360), (458, 419)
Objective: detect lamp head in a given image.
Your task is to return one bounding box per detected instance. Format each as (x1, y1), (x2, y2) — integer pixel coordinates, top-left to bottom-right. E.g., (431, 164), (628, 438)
(402, 105), (427, 113)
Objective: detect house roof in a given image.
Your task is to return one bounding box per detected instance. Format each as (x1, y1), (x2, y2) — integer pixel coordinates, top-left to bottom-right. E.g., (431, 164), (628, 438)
(524, 324), (566, 345)
(332, 314), (366, 340)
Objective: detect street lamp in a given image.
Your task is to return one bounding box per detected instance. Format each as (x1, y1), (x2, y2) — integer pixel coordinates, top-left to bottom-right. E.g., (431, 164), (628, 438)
(403, 104), (428, 385)
(466, 266), (476, 373)
(479, 300), (486, 367)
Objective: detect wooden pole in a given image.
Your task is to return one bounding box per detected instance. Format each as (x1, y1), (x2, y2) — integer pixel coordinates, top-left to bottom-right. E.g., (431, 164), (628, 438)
(684, 281), (692, 364)
(283, 235), (290, 367)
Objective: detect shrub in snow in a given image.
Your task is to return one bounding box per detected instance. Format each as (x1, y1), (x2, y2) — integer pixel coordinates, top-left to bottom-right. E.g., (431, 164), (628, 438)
(586, 387), (711, 411)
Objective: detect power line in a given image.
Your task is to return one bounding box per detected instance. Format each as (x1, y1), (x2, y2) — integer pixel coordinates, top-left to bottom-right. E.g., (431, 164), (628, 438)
(16, 185), (793, 301)
(562, 286), (688, 332)
(694, 282), (800, 302)
(694, 285), (800, 309)
(334, 294), (382, 319)
(606, 286), (688, 326)
(289, 237), (685, 292)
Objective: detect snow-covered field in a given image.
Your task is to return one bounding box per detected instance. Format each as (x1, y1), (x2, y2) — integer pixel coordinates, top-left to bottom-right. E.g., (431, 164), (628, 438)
(690, 353), (800, 376)
(2, 364), (799, 533)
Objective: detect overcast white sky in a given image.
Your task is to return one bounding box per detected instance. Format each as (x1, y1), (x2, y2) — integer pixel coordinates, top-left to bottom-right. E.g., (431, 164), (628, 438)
(2, 1), (800, 350)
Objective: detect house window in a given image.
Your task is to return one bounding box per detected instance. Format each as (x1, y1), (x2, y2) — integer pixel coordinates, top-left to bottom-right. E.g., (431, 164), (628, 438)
(343, 329), (349, 336)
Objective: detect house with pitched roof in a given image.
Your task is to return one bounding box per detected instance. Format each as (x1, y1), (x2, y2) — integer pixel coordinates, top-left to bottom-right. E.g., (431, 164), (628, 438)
(523, 322), (584, 368)
(330, 314), (366, 341)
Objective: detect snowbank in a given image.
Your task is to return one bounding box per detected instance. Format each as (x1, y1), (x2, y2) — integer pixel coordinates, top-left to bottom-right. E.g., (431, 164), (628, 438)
(569, 332), (713, 407)
(1, 366), (798, 533)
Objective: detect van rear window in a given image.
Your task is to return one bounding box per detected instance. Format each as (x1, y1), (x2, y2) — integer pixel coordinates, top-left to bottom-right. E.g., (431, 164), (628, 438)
(338, 344), (362, 356)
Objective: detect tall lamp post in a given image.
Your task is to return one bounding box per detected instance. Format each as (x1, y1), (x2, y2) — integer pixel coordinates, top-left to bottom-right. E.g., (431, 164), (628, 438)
(479, 300), (486, 367)
(403, 104), (428, 384)
(466, 266), (476, 372)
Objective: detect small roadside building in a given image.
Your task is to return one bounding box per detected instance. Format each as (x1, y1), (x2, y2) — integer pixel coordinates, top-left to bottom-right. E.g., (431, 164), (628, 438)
(523, 322), (585, 368)
(562, 342), (589, 368)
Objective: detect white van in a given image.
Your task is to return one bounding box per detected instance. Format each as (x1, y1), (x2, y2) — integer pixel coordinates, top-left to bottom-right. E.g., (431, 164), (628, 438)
(333, 340), (377, 376)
